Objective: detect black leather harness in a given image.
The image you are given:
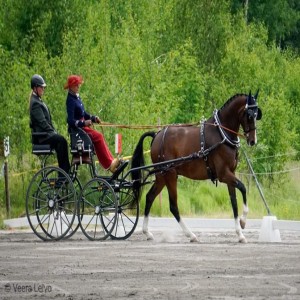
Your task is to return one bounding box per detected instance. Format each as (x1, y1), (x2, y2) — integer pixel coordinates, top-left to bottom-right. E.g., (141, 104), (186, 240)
(154, 110), (241, 183)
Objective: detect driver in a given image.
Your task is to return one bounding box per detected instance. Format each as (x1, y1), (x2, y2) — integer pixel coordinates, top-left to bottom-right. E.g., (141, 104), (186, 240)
(29, 74), (70, 174)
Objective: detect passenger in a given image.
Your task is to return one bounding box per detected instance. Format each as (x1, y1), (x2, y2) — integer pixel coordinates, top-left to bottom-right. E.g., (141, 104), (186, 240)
(64, 75), (120, 173)
(29, 74), (70, 174)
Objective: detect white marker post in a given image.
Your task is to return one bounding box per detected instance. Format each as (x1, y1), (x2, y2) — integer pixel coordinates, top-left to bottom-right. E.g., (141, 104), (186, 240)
(3, 137), (10, 217)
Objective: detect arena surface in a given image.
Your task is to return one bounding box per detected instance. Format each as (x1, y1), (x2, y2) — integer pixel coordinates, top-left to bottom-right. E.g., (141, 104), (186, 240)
(0, 222), (299, 300)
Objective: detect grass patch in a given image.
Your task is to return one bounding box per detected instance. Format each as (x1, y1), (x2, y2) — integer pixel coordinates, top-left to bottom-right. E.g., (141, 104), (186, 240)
(140, 172), (300, 220)
(1, 155), (300, 225)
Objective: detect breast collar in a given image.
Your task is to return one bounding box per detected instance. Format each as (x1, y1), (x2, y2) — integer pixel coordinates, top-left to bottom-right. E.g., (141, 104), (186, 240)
(213, 109), (240, 148)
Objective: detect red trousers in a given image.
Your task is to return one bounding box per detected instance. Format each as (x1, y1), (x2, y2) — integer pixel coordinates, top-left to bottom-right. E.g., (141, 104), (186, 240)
(83, 126), (114, 169)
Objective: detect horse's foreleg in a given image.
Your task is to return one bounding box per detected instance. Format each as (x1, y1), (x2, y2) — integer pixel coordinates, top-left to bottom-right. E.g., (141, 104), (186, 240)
(236, 179), (248, 230)
(228, 184), (247, 243)
(240, 204), (249, 229)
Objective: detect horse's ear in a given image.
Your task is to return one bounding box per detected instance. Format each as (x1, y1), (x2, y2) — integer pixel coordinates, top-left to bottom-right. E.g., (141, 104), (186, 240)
(247, 90), (252, 104)
(254, 89), (259, 100)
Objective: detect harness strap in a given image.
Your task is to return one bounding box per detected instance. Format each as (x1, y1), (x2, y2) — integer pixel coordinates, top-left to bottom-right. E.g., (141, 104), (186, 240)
(198, 121), (219, 185)
(157, 127), (168, 161)
(198, 121), (225, 158)
(200, 121), (206, 156)
(213, 110), (240, 147)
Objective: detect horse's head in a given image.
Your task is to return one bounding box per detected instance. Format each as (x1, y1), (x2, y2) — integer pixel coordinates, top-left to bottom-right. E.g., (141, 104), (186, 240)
(240, 90), (262, 146)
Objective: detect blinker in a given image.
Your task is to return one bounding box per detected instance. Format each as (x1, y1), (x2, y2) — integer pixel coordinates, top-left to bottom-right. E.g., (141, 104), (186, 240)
(247, 106), (262, 120)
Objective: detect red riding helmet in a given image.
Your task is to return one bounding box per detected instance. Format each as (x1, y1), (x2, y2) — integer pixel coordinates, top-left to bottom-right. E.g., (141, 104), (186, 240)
(64, 75), (83, 89)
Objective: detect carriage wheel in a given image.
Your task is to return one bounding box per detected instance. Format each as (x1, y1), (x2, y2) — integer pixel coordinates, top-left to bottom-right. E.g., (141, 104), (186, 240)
(78, 178), (118, 241)
(26, 166), (77, 241)
(109, 181), (139, 240)
(62, 176), (82, 239)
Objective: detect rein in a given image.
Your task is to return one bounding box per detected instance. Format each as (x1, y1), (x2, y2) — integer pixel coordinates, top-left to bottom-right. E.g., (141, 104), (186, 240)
(205, 122), (246, 139)
(95, 121), (246, 139)
(95, 121), (198, 129)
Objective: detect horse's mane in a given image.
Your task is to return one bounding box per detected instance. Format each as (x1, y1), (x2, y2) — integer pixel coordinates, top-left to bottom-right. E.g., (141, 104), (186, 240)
(219, 94), (247, 111)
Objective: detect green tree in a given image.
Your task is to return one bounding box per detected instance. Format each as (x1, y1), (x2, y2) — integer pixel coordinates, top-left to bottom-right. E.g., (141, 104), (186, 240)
(172, 0), (232, 69)
(231, 0), (300, 51)
(0, 0), (87, 57)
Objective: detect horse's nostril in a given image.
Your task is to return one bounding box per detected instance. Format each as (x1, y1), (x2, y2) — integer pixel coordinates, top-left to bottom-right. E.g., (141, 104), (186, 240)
(250, 141), (255, 146)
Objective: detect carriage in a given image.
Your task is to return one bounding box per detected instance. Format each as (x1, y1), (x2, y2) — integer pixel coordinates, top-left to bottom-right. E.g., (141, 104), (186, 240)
(26, 91), (262, 243)
(26, 127), (138, 241)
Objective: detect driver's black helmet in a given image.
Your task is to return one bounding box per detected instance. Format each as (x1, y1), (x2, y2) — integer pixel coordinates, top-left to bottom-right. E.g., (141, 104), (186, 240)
(31, 74), (47, 89)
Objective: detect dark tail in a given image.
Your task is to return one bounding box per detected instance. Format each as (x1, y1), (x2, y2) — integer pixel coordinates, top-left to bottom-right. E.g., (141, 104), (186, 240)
(131, 131), (156, 202)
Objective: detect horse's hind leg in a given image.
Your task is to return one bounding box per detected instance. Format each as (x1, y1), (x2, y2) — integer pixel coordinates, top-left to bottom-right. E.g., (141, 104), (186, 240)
(143, 177), (165, 240)
(165, 173), (198, 242)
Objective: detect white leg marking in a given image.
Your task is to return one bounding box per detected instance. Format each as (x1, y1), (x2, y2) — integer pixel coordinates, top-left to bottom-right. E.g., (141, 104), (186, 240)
(254, 125), (257, 144)
(235, 218), (247, 243)
(240, 204), (249, 229)
(179, 220), (199, 242)
(143, 216), (154, 240)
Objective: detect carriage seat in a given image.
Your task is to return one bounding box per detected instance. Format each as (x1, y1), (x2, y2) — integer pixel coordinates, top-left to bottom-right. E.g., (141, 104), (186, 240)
(69, 127), (94, 165)
(31, 132), (54, 155)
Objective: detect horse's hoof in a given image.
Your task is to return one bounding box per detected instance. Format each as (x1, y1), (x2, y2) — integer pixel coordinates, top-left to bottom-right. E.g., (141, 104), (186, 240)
(190, 236), (199, 243)
(240, 219), (246, 229)
(239, 237), (247, 243)
(145, 232), (154, 241)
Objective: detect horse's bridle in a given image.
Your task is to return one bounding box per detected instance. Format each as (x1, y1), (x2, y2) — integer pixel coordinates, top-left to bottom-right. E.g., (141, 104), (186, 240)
(243, 96), (262, 134)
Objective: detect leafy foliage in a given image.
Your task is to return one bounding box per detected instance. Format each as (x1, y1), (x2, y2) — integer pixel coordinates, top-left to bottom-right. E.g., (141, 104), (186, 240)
(231, 0), (300, 51)
(1, 0), (300, 219)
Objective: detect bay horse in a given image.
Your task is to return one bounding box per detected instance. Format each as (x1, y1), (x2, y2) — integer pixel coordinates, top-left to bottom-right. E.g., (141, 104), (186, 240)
(131, 91), (262, 243)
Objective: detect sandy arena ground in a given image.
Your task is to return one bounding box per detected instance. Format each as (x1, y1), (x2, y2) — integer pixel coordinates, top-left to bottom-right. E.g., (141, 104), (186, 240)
(0, 226), (299, 300)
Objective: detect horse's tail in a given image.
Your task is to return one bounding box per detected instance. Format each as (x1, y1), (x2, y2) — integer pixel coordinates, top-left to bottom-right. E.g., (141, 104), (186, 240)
(131, 131), (156, 202)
